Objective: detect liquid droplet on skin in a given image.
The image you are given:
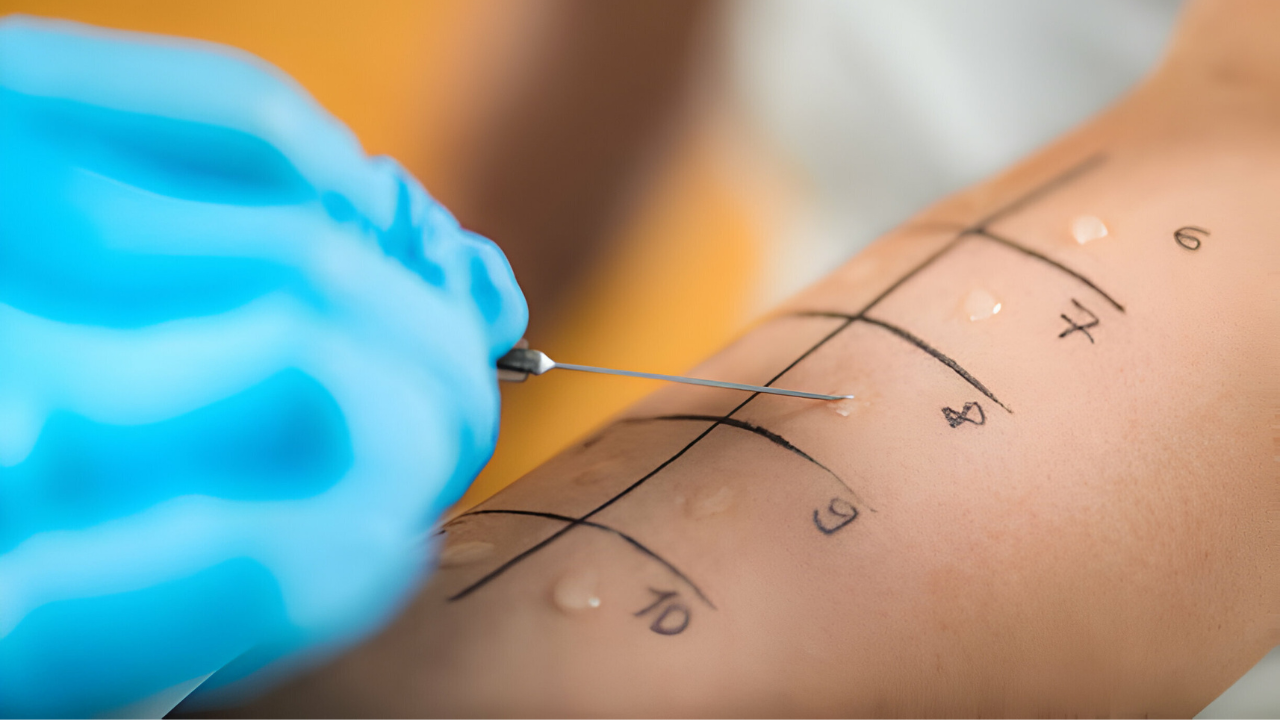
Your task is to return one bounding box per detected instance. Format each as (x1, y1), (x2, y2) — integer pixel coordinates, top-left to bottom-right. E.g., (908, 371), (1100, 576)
(686, 486), (733, 519)
(963, 288), (1003, 322)
(1071, 215), (1108, 245)
(552, 570), (601, 613)
(573, 460), (616, 487)
(438, 541), (494, 568)
(829, 397), (856, 417)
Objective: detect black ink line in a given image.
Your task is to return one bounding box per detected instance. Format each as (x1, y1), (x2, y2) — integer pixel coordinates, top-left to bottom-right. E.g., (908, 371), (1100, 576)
(450, 509), (714, 609)
(794, 312), (1011, 413)
(860, 315), (1011, 413)
(446, 321), (856, 602)
(856, 237), (966, 318)
(969, 153), (1107, 231)
(759, 317), (856, 391)
(783, 154), (1110, 322)
(446, 420), (723, 602)
(593, 316), (858, 518)
(448, 155), (1105, 602)
(623, 414), (853, 494)
(969, 228), (1124, 313)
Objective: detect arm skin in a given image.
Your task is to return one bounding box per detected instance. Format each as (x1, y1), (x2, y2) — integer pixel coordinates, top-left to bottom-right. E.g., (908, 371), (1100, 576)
(229, 1), (1279, 716)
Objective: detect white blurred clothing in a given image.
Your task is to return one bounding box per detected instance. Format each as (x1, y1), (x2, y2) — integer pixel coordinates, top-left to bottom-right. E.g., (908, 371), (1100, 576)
(726, 0), (1181, 305)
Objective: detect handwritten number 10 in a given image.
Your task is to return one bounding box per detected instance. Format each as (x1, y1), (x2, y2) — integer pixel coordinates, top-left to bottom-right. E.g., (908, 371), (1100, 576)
(635, 588), (690, 636)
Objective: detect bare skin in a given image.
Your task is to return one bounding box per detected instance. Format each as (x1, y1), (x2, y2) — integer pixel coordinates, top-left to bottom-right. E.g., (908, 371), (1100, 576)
(228, 1), (1279, 716)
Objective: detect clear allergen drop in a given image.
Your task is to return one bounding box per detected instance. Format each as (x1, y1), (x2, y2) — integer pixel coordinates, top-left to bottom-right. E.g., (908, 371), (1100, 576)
(684, 485), (734, 520)
(552, 569), (602, 614)
(963, 288), (1003, 322)
(828, 397), (857, 417)
(1071, 215), (1108, 245)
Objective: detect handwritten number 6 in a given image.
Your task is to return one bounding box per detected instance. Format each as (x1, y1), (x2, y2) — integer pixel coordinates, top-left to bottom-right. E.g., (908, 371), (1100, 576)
(1175, 226), (1209, 251)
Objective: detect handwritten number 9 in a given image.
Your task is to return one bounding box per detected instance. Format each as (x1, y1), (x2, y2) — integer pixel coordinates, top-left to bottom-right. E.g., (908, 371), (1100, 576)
(813, 497), (858, 535)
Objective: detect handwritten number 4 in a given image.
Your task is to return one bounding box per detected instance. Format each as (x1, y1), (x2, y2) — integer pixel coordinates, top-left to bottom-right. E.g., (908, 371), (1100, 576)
(1058, 298), (1099, 343)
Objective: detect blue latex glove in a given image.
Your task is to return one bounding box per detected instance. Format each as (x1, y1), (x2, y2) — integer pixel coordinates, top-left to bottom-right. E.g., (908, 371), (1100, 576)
(0, 15), (526, 717)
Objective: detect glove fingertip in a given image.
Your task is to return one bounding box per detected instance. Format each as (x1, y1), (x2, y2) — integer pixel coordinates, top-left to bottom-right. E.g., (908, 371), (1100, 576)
(459, 230), (528, 361)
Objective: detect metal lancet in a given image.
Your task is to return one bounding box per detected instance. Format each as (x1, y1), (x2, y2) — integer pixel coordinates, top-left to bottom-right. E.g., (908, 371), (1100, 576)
(496, 346), (851, 401)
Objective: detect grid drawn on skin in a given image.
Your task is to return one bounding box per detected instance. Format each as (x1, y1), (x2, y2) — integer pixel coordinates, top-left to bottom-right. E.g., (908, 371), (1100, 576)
(442, 409), (856, 608)
(450, 412), (857, 514)
(792, 313), (1012, 412)
(448, 152), (1120, 603)
(447, 509), (715, 608)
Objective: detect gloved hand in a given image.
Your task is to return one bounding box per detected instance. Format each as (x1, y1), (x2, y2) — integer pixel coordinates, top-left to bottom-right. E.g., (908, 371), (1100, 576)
(0, 16), (526, 717)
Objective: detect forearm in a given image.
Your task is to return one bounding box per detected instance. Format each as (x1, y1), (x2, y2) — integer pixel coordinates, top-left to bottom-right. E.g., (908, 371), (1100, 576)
(233, 2), (1280, 716)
